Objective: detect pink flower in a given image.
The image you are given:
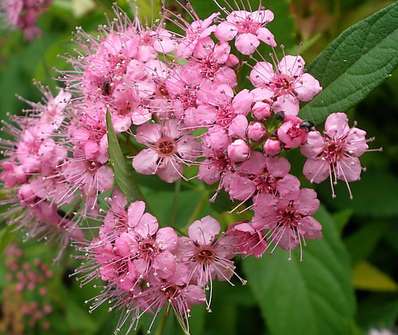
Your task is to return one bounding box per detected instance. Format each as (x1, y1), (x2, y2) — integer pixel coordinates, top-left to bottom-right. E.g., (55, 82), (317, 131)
(132, 120), (200, 183)
(191, 38), (237, 87)
(63, 149), (113, 207)
(225, 222), (267, 257)
(176, 13), (220, 58)
(215, 10), (276, 55)
(253, 187), (322, 257)
(250, 55), (322, 115)
(277, 116), (308, 149)
(301, 113), (370, 198)
(228, 152), (291, 201)
(176, 216), (244, 308)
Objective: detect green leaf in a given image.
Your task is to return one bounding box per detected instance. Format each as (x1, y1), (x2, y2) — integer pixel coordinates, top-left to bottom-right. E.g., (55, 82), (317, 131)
(243, 207), (356, 335)
(353, 261), (398, 292)
(301, 2), (398, 124)
(106, 111), (143, 202)
(319, 172), (398, 218)
(344, 222), (388, 264)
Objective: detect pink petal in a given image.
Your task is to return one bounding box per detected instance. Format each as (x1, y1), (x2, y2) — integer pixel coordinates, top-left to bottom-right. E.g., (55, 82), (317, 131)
(127, 201), (146, 228)
(300, 131), (325, 158)
(188, 216), (220, 245)
(296, 188), (320, 215)
(232, 89), (253, 115)
(228, 175), (256, 201)
(250, 61), (274, 87)
(337, 156), (362, 182)
(325, 113), (350, 139)
(135, 123), (162, 145)
(235, 33), (260, 55)
(266, 156), (291, 177)
(299, 216), (322, 240)
(153, 251), (176, 279)
(163, 119), (180, 139)
(256, 27), (276, 47)
(228, 115), (248, 138)
(96, 166), (114, 191)
(156, 227), (178, 251)
(294, 73), (322, 102)
(303, 158), (330, 183)
(157, 159), (182, 183)
(276, 175), (301, 199)
(135, 212), (159, 238)
(278, 55), (305, 77)
(215, 21), (238, 41)
(132, 149), (159, 175)
(250, 10), (274, 23)
(273, 94), (300, 116)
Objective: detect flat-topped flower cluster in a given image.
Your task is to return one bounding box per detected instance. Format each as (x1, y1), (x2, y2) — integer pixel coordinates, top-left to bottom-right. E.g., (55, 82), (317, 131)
(0, 3), (374, 334)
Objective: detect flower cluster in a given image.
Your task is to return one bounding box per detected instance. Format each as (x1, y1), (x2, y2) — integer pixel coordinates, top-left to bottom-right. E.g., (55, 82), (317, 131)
(0, 88), (84, 250)
(78, 192), (248, 333)
(0, 2), (377, 335)
(2, 0), (52, 40)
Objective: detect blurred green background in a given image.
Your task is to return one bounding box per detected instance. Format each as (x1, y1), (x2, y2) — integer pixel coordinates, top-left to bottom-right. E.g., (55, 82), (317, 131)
(0, 0), (397, 334)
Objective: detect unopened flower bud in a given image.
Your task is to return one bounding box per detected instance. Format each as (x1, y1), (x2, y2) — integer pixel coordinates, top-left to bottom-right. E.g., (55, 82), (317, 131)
(247, 122), (266, 142)
(264, 139), (281, 156)
(252, 101), (272, 120)
(228, 139), (250, 162)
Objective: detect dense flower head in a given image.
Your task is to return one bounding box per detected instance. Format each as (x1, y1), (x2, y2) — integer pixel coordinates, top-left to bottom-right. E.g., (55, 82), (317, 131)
(0, 2), (380, 334)
(2, 0), (52, 40)
(77, 194), (241, 333)
(0, 88), (84, 250)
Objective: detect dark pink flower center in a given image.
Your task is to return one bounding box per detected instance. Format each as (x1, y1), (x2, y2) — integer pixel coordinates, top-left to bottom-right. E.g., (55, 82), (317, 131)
(216, 105), (235, 127)
(322, 137), (346, 164)
(156, 137), (176, 156)
(237, 19), (261, 34)
(86, 160), (100, 173)
(139, 239), (158, 259)
(278, 203), (301, 228)
(200, 58), (220, 79)
(195, 247), (215, 265)
(272, 74), (294, 96)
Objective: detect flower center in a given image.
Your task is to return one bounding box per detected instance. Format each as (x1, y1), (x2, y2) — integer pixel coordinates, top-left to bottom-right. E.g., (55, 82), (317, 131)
(216, 105), (235, 127)
(272, 75), (293, 95)
(87, 160), (100, 173)
(237, 20), (261, 34)
(156, 138), (176, 156)
(322, 138), (345, 164)
(278, 203), (301, 228)
(195, 248), (215, 264)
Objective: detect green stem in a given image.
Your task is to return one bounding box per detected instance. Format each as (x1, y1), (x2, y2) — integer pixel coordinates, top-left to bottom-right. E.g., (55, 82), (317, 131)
(170, 181), (181, 227)
(155, 308), (169, 335)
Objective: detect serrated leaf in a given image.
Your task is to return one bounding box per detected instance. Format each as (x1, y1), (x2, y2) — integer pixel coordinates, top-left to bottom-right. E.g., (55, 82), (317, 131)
(301, 2), (398, 124)
(243, 207), (356, 335)
(353, 261), (398, 292)
(106, 111), (143, 202)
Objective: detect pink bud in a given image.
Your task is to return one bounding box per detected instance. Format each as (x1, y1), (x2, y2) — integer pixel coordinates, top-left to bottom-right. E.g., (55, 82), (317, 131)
(247, 122), (266, 142)
(252, 101), (272, 120)
(228, 139), (250, 162)
(277, 117), (308, 149)
(226, 54), (239, 67)
(264, 139), (281, 156)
